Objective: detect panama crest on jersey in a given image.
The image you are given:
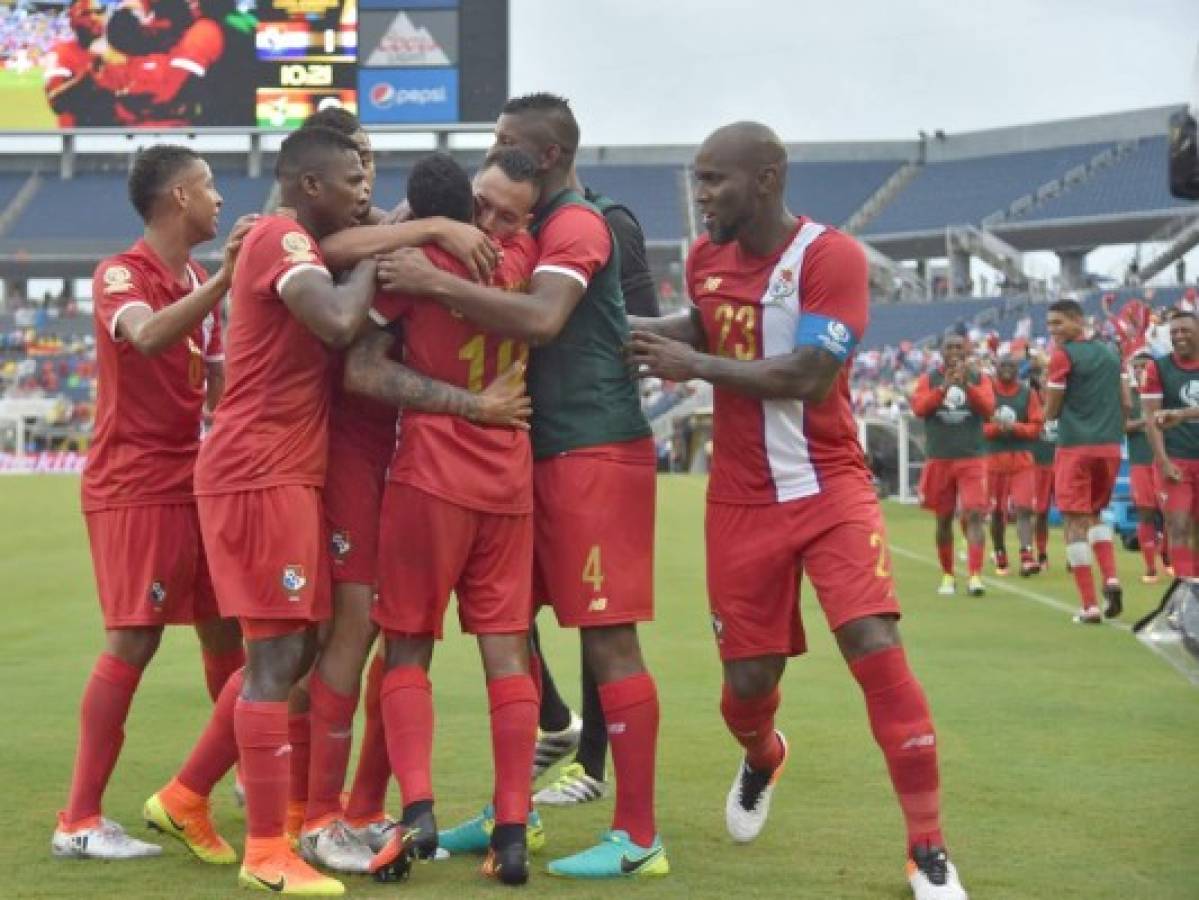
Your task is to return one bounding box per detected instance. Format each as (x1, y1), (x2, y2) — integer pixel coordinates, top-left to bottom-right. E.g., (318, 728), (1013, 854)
(282, 564), (307, 597)
(147, 580), (166, 610)
(768, 267), (797, 301)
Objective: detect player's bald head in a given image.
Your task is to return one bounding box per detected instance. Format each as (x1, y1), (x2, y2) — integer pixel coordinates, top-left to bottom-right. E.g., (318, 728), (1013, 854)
(698, 121), (788, 191)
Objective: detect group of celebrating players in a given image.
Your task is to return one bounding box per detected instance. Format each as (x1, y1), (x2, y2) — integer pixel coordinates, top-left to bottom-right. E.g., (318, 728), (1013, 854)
(913, 297), (1199, 626)
(49, 94), (970, 899)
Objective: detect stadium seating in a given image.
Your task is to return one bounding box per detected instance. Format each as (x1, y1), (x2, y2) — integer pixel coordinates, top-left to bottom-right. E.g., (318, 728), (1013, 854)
(786, 160), (904, 227)
(1010, 136), (1193, 222)
(861, 143), (1110, 236)
(372, 167), (408, 211)
(212, 173), (270, 239)
(863, 296), (1012, 348)
(577, 164), (682, 242)
(5, 174), (142, 248)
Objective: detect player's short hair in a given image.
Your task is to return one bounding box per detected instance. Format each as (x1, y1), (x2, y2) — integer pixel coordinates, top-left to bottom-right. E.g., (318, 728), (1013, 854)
(301, 106), (362, 137)
(128, 144), (202, 222)
(276, 126), (359, 182)
(501, 92), (580, 157)
(1048, 298), (1084, 318)
(407, 152), (473, 224)
(479, 147), (539, 185)
(1169, 307), (1196, 321)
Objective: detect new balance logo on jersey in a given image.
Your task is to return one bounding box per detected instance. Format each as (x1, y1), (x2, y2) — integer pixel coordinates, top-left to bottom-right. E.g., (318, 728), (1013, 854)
(281, 565), (307, 596)
(588, 597), (608, 612)
(901, 733), (936, 751)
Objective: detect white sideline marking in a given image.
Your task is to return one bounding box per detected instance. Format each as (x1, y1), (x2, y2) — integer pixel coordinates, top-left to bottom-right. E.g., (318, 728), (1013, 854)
(888, 543), (1132, 633)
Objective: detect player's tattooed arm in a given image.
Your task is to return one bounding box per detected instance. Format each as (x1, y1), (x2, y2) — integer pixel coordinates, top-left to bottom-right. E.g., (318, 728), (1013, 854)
(344, 326), (531, 429)
(116, 214), (256, 356)
(628, 308), (706, 348)
(628, 331), (843, 402)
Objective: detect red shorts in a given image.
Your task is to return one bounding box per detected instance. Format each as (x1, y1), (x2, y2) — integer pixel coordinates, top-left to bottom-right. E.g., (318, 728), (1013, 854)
(1053, 447), (1121, 515)
(85, 503), (218, 628)
(1129, 464), (1158, 510)
(1033, 464), (1055, 514)
(918, 457), (988, 515)
(706, 479), (900, 662)
(374, 482), (532, 639)
(197, 485), (331, 625)
(1154, 458), (1199, 519)
(533, 438), (655, 628)
(324, 435), (389, 586)
(989, 466), (1036, 514)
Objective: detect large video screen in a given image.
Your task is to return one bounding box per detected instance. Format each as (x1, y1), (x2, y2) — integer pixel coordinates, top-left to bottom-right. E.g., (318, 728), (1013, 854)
(0, 0), (505, 129)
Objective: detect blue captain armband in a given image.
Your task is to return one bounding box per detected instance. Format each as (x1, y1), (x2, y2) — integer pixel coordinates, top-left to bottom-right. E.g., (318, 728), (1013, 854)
(795, 313), (858, 361)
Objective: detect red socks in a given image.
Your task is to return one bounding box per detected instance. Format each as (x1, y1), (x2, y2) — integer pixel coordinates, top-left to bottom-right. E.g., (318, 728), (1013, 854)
(1137, 523), (1158, 575)
(936, 541), (953, 576)
(598, 672), (659, 848)
(1089, 526), (1118, 583)
(201, 645), (246, 704)
(849, 646), (943, 850)
(234, 699), (290, 839)
(305, 672), (359, 828)
(1172, 544), (1194, 579)
(966, 541), (984, 577)
(1071, 563), (1098, 609)
(63, 653), (143, 828)
(287, 713), (310, 811)
(177, 668), (243, 796)
(487, 674), (538, 826)
(381, 666), (434, 806)
(345, 655), (390, 823)
(720, 684), (784, 772)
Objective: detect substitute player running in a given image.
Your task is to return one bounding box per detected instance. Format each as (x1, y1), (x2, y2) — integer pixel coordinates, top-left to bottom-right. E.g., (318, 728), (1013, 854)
(911, 331), (995, 597)
(51, 145), (253, 861)
(377, 93), (667, 880)
(1045, 299), (1128, 624)
(983, 355), (1044, 576)
(1140, 309), (1199, 583)
(1126, 350), (1168, 583)
(628, 122), (967, 900)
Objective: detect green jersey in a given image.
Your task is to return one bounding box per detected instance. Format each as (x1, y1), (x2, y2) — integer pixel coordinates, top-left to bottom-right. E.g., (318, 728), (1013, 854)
(985, 383), (1038, 456)
(526, 189), (651, 459)
(921, 370), (987, 460)
(1051, 339), (1124, 448)
(1146, 354), (1199, 460)
(1126, 389), (1153, 466)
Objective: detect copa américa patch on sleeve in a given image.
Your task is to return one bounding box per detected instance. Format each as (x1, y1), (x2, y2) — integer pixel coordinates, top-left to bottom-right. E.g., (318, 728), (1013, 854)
(795, 312), (857, 361)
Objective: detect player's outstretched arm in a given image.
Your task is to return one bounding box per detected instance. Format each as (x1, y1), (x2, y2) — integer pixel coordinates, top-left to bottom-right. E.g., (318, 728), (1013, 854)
(628, 309), (706, 347)
(628, 330), (844, 402)
(116, 214), (256, 356)
(279, 258), (377, 350)
(909, 374), (945, 417)
(320, 219), (498, 281)
(343, 326), (531, 429)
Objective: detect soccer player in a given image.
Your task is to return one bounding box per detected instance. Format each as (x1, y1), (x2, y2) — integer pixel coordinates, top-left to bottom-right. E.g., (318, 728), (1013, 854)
(1140, 309), (1199, 584)
(1027, 361), (1056, 570)
(43, 0), (115, 127)
(1044, 298), (1128, 624)
(1126, 350), (1167, 583)
(910, 331), (995, 597)
(51, 145), (254, 860)
(627, 121), (966, 900)
(983, 355), (1044, 576)
(376, 93), (668, 880)
(341, 152), (541, 886)
(145, 127), (374, 897)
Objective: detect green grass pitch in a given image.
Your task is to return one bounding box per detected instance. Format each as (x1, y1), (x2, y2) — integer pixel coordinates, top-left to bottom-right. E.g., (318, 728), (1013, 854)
(0, 70), (58, 130)
(3, 475), (1197, 898)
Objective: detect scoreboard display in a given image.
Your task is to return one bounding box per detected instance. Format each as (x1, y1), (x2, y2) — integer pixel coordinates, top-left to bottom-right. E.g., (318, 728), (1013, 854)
(0, 0), (507, 130)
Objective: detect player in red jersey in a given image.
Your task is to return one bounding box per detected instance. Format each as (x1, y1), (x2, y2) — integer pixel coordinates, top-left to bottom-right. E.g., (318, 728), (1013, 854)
(1126, 350), (1169, 583)
(378, 95), (667, 880)
(50, 146), (254, 861)
(628, 123), (967, 900)
(146, 127), (374, 897)
(910, 332), (995, 597)
(294, 109), (513, 872)
(43, 0), (114, 127)
(339, 152), (541, 886)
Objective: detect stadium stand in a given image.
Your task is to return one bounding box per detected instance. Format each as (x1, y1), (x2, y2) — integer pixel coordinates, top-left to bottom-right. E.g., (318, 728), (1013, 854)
(3, 174), (143, 249)
(578, 164), (682, 242)
(787, 160), (905, 228)
(861, 143), (1111, 236)
(372, 167), (409, 211)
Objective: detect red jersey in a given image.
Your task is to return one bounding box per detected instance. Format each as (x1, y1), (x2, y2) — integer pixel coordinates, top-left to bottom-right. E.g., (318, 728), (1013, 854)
(43, 40), (92, 128)
(686, 219), (870, 504)
(327, 353), (399, 469)
(195, 215), (332, 495)
(371, 233), (538, 514)
(83, 240), (213, 512)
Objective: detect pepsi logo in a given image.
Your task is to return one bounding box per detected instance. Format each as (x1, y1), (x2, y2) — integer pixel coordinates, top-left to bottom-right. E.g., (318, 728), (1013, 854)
(370, 82), (395, 109)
